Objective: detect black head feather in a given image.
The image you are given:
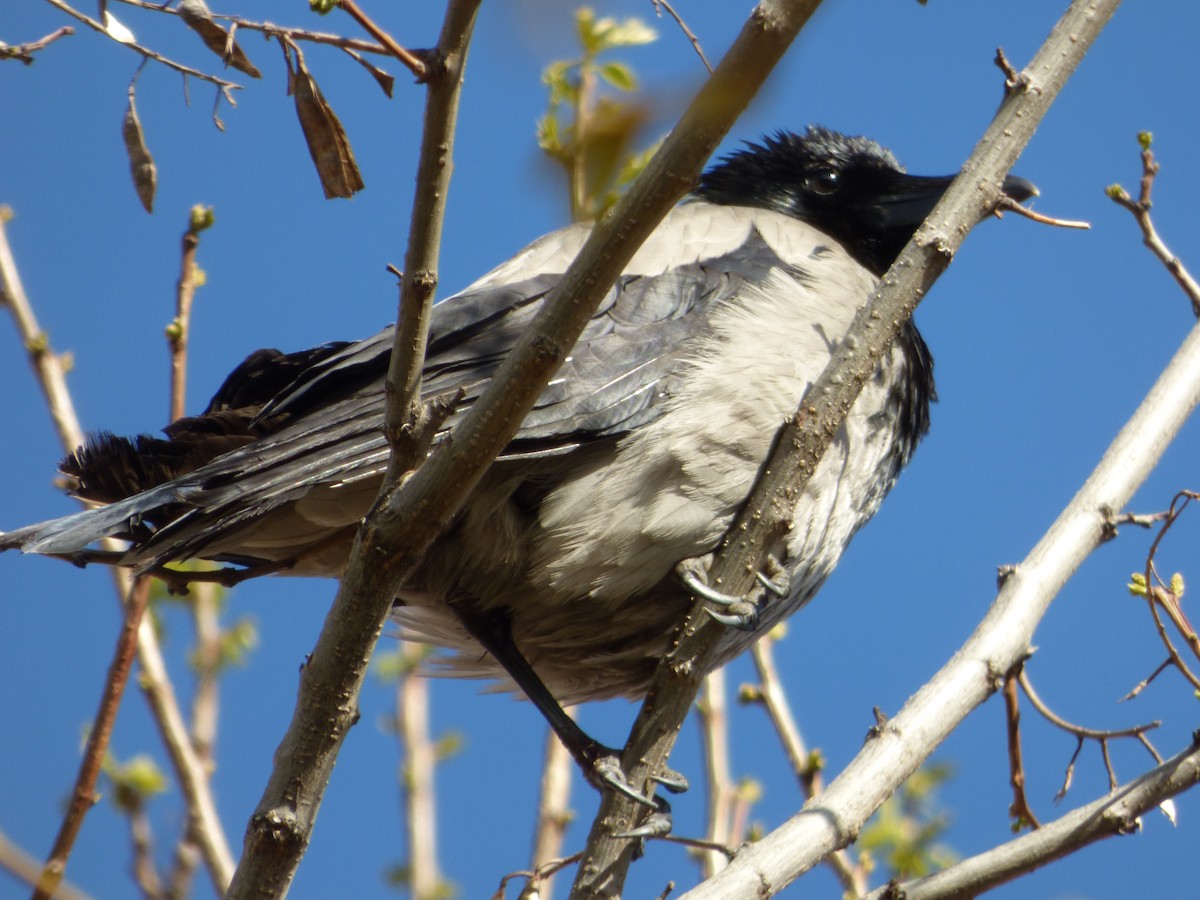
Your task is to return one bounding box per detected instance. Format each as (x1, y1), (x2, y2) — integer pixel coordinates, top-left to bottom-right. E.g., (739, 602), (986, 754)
(695, 125), (1033, 276)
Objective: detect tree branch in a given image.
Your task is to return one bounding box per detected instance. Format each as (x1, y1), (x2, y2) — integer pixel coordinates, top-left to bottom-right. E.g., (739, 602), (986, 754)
(113, 0), (391, 57)
(0, 210), (235, 894)
(575, 0), (1117, 894)
(0, 26), (74, 64)
(32, 576), (152, 900)
(863, 737), (1200, 900)
(672, 1), (1140, 895)
(41, 0), (242, 94)
(224, 2), (482, 894)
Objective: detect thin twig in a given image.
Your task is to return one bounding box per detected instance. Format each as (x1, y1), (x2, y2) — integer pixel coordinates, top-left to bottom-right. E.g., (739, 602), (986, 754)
(1137, 490), (1200, 690)
(651, 0), (712, 73)
(114, 0), (391, 56)
(335, 0), (428, 78)
(128, 798), (164, 898)
(225, 3), (482, 894)
(42, 0), (242, 97)
(32, 576), (152, 900)
(747, 637), (866, 894)
(1119, 657), (1173, 702)
(697, 668), (734, 879)
(496, 853), (584, 900)
(0, 26), (74, 63)
(1017, 668), (1160, 804)
(0, 210), (236, 894)
(1108, 136), (1200, 317)
(1002, 667), (1041, 830)
(530, 725), (574, 899)
(168, 207), (210, 423)
(397, 642), (443, 900)
(862, 738), (1200, 900)
(0, 830), (93, 900)
(998, 197), (1090, 229)
(1018, 670), (1161, 742)
(1107, 510), (1170, 530)
(170, 214), (224, 900)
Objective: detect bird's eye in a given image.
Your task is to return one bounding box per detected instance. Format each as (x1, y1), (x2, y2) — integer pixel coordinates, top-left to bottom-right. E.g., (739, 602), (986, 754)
(804, 167), (839, 196)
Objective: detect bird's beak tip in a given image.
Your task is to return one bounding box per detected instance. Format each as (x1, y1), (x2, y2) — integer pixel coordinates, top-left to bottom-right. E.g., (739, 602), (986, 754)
(1002, 175), (1039, 203)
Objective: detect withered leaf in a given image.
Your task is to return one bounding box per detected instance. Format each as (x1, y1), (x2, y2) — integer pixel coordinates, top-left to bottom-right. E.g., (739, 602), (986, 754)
(287, 48), (365, 199)
(178, 0), (261, 79)
(123, 86), (157, 213)
(342, 47), (395, 98)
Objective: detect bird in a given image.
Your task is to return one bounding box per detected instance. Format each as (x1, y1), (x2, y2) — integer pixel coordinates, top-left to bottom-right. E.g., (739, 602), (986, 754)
(1, 126), (1034, 803)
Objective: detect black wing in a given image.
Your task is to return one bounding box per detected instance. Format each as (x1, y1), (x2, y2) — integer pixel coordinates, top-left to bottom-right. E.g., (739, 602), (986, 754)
(1, 205), (801, 563)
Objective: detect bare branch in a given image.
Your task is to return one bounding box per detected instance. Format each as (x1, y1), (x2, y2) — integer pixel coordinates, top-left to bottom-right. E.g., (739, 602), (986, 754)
(225, 2), (483, 893)
(697, 668), (735, 879)
(397, 643), (443, 900)
(675, 4), (1187, 896)
(0, 211), (236, 894)
(42, 0), (243, 92)
(1003, 668), (1041, 830)
(333, 0), (429, 79)
(864, 738), (1200, 900)
(168, 206), (212, 423)
(567, 5), (830, 891)
(0, 829), (93, 900)
(530, 726), (575, 899)
(747, 637), (866, 894)
(0, 26), (74, 64)
(1019, 669), (1160, 743)
(1107, 136), (1200, 317)
(998, 196), (1090, 229)
(651, 1), (712, 73)
(31, 577), (152, 900)
(113, 0), (391, 56)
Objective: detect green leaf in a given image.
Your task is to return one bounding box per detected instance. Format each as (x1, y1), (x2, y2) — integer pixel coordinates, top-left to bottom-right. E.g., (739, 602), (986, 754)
(597, 61), (637, 92)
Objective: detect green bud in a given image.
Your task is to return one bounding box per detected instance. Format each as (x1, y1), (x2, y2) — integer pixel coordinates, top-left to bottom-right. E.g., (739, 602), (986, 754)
(189, 204), (215, 232)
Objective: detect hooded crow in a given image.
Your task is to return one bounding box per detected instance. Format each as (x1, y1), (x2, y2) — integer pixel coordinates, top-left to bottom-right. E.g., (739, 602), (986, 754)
(1, 126), (1034, 800)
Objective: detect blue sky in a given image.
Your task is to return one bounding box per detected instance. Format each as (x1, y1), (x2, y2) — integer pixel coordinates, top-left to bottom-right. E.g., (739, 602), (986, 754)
(2, 1), (1199, 898)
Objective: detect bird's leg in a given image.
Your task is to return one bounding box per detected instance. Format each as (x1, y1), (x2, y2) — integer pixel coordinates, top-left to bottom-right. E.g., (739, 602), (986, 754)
(676, 554), (790, 631)
(450, 604), (686, 808)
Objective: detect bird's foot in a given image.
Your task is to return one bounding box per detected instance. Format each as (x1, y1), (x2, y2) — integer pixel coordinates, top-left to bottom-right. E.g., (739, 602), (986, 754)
(583, 743), (689, 811)
(613, 795), (674, 847)
(677, 555), (789, 631)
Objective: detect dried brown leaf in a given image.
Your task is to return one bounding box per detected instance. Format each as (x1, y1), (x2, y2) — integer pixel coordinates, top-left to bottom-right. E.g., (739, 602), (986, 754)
(123, 86), (156, 213)
(287, 47), (365, 200)
(342, 47), (395, 98)
(178, 0), (262, 79)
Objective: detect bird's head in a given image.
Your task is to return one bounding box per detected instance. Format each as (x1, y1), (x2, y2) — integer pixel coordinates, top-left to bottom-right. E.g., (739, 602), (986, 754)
(694, 125), (1036, 276)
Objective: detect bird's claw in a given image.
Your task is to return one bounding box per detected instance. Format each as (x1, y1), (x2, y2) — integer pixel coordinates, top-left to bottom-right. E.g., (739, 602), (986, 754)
(613, 796), (673, 840)
(756, 566), (789, 598)
(589, 752), (659, 809)
(651, 766), (689, 794)
(704, 601), (759, 631)
(679, 555), (789, 631)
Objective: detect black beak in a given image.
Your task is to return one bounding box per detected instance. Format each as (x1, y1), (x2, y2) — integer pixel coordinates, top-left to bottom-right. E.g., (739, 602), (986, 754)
(877, 171), (1039, 232)
(1001, 174), (1038, 204)
(852, 170), (1039, 276)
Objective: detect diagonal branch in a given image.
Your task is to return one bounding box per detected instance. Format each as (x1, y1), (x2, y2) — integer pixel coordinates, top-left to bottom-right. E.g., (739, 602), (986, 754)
(0, 212), (235, 893)
(0, 26), (74, 64)
(862, 737), (1200, 900)
(42, 0), (241, 93)
(574, 0), (1117, 894)
(667, 0), (1128, 896)
(234, 0), (838, 893)
(224, 2), (482, 894)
